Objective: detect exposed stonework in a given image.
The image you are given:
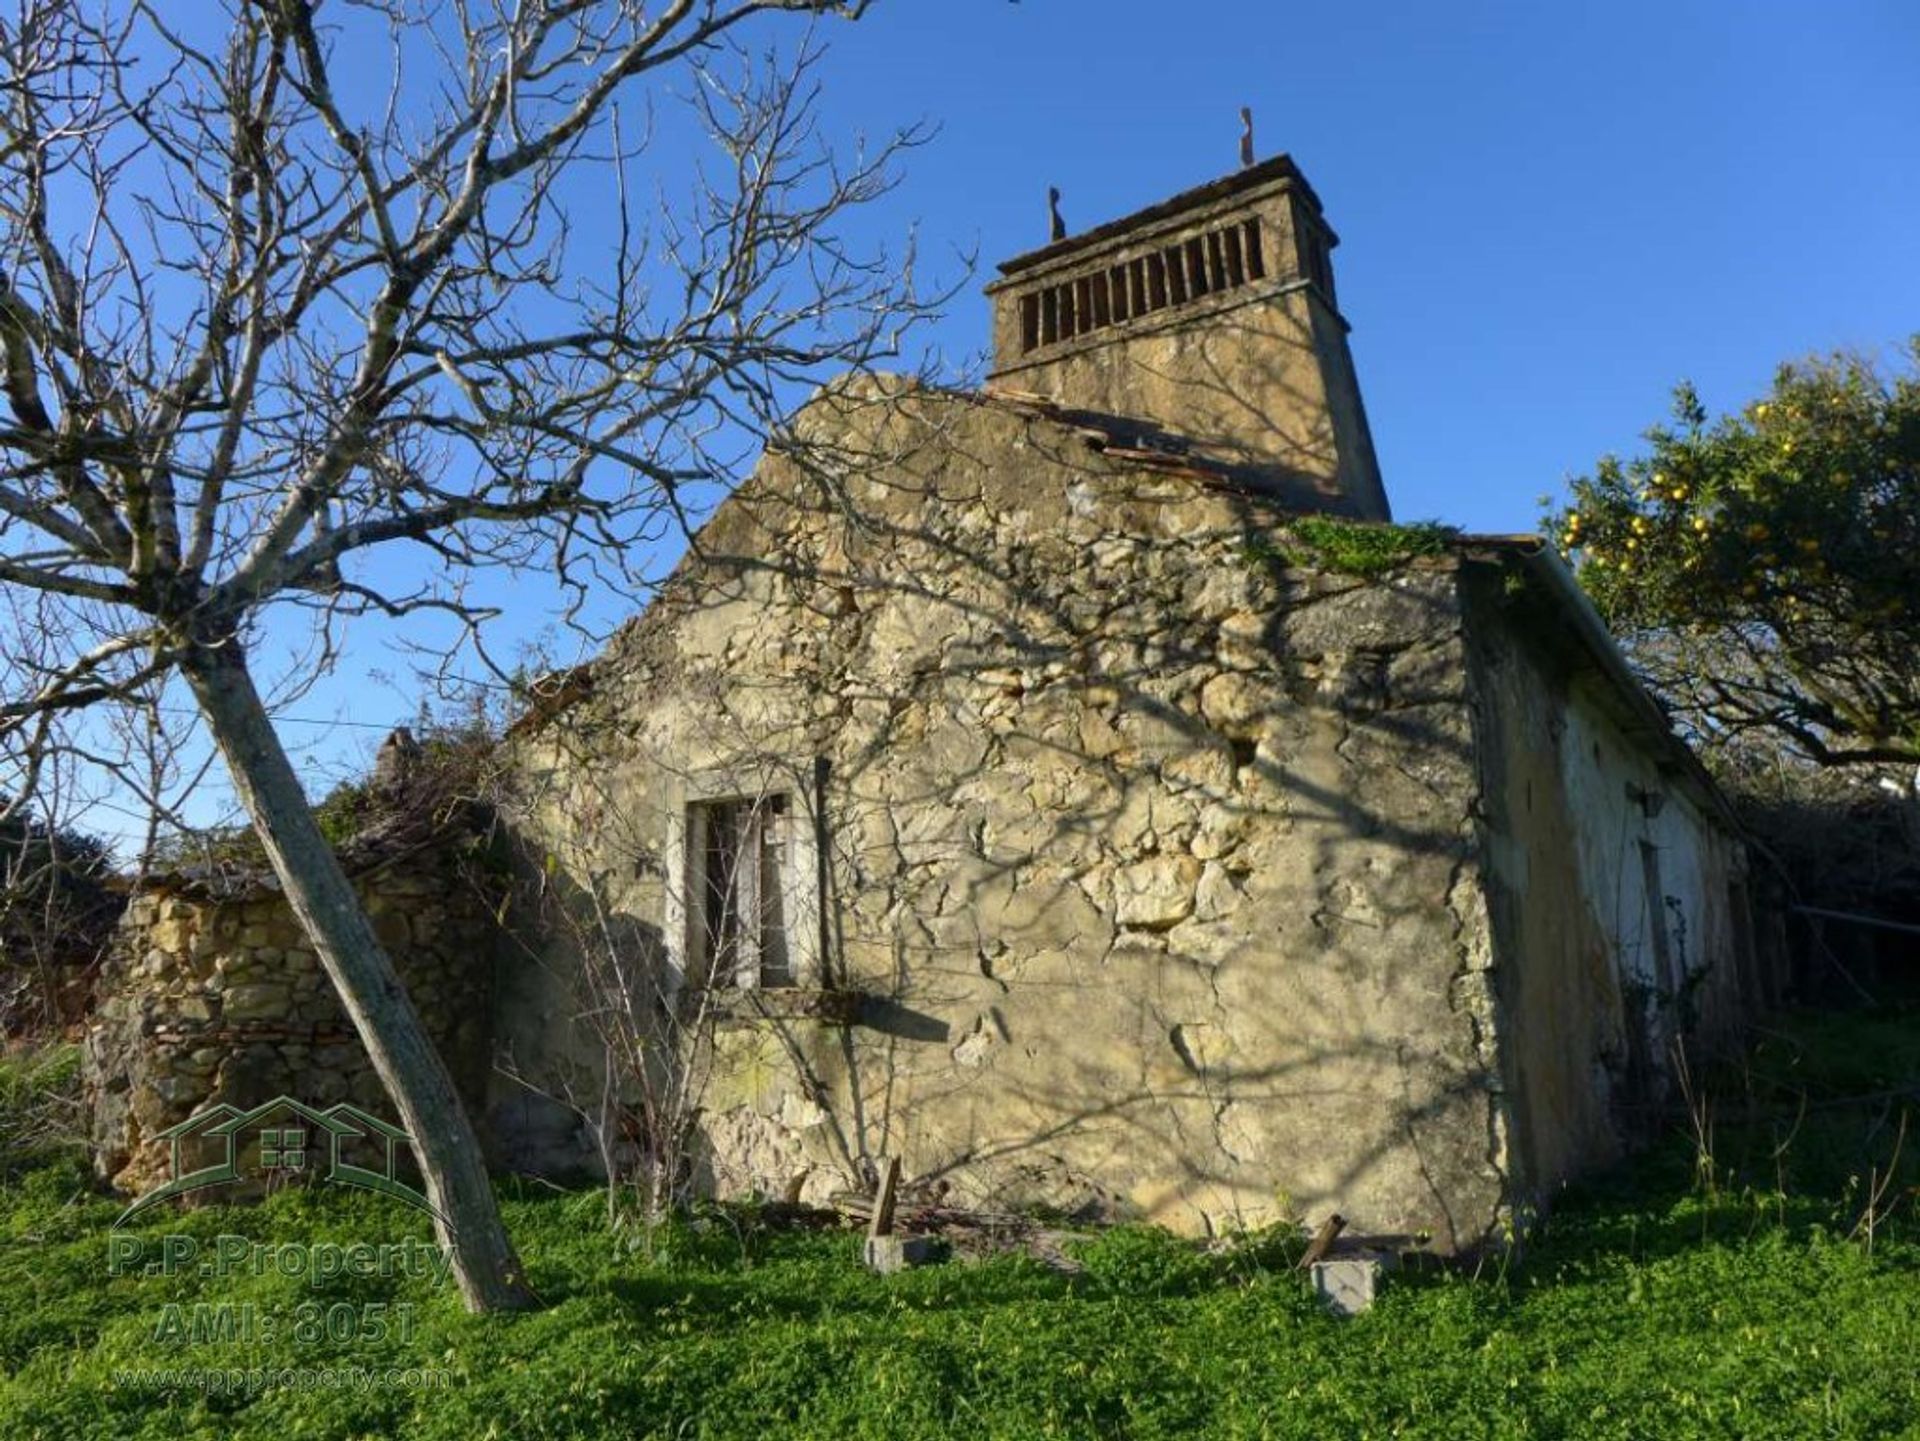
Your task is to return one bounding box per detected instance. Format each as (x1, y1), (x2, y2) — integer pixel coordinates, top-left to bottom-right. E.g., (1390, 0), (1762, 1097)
(86, 828), (503, 1196)
(490, 367), (1733, 1250)
(986, 155), (1388, 521)
(487, 344), (1774, 1248)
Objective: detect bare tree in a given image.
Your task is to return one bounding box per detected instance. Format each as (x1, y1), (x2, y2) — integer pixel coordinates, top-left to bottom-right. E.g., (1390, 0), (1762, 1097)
(0, 0), (936, 1311)
(509, 838), (730, 1245)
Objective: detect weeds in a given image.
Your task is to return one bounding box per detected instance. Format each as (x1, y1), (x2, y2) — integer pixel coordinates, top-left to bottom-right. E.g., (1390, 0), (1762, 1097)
(0, 1009), (1917, 1438)
(0, 1042), (84, 1181)
(1253, 516), (1455, 578)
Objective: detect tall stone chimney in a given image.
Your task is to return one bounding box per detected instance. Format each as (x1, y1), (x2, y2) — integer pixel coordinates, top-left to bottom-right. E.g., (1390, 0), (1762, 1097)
(985, 155), (1390, 520)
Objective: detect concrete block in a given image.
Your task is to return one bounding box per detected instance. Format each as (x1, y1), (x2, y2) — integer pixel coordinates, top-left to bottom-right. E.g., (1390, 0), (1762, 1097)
(1310, 1249), (1399, 1316)
(863, 1235), (942, 1274)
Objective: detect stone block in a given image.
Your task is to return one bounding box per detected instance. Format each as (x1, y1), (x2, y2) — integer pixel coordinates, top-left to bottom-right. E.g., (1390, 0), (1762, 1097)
(1198, 670), (1267, 731)
(863, 1235), (943, 1274)
(1310, 1249), (1400, 1317)
(222, 983), (292, 1021)
(1114, 855), (1200, 930)
(153, 1073), (211, 1108)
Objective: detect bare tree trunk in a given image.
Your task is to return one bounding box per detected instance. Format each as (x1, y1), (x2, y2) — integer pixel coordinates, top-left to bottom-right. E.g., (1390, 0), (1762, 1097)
(179, 640), (535, 1313)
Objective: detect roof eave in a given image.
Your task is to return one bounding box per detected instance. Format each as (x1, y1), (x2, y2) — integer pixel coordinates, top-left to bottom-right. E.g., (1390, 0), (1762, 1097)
(1455, 535), (1742, 831)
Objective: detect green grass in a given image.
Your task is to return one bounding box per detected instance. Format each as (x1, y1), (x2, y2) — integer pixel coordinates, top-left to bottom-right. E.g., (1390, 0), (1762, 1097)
(2, 1010), (1919, 1439)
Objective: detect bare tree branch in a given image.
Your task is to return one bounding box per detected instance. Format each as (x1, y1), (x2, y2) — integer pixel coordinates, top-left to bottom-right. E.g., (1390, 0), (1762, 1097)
(0, 0), (943, 1314)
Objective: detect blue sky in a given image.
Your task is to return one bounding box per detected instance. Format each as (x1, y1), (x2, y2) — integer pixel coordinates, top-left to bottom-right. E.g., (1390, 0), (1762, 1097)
(808, 0), (1920, 531)
(79, 0), (1920, 842)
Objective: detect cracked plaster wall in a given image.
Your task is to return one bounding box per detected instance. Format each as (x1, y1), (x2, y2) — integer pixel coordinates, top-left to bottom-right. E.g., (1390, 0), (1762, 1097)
(1464, 566), (1759, 1210)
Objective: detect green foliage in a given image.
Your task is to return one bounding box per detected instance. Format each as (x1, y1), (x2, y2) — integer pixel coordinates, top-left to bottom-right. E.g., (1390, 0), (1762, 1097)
(0, 809), (112, 884)
(3, 1008), (1920, 1437)
(0, 1043), (84, 1179)
(150, 695), (505, 868)
(0, 808), (120, 1032)
(1260, 516), (1455, 578)
(311, 780), (375, 849)
(1552, 342), (1920, 767)
(1071, 1224), (1220, 1298)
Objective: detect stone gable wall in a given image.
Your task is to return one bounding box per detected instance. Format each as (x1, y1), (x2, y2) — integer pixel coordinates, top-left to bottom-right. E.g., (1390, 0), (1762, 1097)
(501, 379), (1512, 1246)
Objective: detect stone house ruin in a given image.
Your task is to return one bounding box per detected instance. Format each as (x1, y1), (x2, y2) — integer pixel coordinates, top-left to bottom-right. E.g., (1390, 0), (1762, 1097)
(495, 157), (1774, 1247)
(90, 155), (1777, 1250)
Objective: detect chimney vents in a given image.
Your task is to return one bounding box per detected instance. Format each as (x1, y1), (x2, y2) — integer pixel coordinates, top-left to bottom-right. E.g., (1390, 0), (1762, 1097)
(983, 154), (1390, 521)
(1018, 217), (1267, 355)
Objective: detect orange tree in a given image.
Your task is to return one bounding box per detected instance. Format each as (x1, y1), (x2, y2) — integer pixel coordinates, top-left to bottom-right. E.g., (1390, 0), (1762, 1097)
(1552, 343), (1920, 768)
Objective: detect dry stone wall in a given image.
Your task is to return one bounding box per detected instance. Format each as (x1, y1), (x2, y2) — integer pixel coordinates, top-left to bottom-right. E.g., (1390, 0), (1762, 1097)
(87, 838), (501, 1196)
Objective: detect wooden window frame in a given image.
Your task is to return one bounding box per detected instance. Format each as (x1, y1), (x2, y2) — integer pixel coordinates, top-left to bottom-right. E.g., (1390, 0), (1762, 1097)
(663, 760), (826, 997)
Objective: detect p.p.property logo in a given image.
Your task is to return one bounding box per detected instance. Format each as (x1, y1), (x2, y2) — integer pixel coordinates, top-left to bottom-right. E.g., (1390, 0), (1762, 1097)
(115, 1094), (436, 1226)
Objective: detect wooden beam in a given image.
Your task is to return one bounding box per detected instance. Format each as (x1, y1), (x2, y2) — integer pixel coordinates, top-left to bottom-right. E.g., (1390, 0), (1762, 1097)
(1298, 1213), (1347, 1270)
(867, 1156), (900, 1240)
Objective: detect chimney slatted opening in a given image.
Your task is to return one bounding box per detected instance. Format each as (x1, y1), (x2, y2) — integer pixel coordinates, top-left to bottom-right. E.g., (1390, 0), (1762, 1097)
(1222, 225), (1245, 286)
(1184, 238), (1209, 298)
(1016, 215), (1267, 355)
(1243, 219), (1266, 279)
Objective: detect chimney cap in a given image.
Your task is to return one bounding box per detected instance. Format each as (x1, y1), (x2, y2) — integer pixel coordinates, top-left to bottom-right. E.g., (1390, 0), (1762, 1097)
(989, 153), (1325, 284)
